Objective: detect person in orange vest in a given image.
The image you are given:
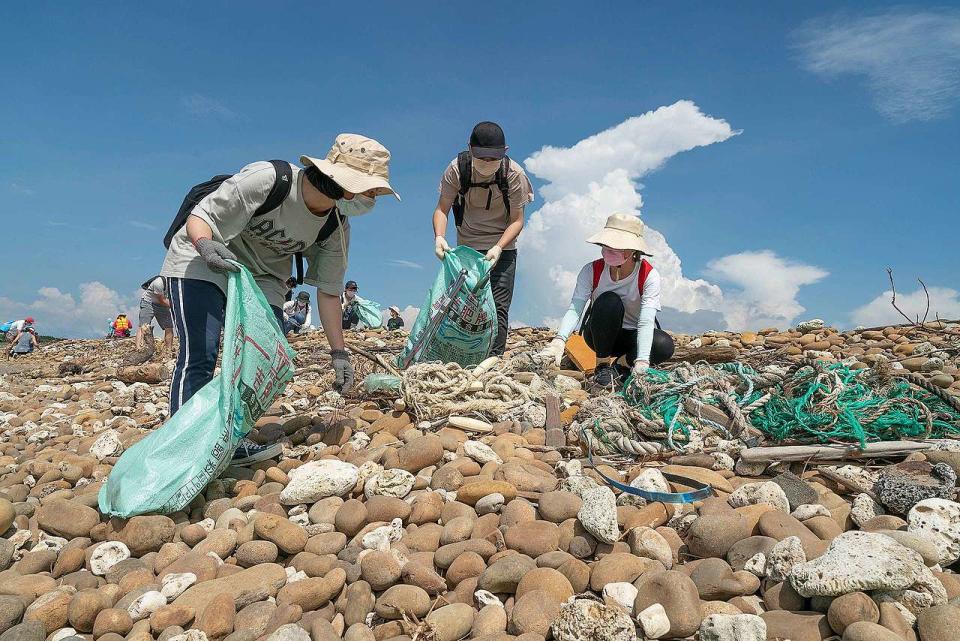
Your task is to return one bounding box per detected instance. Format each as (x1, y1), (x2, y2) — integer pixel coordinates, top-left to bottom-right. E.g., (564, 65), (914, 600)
(540, 213), (674, 386)
(111, 314), (133, 338)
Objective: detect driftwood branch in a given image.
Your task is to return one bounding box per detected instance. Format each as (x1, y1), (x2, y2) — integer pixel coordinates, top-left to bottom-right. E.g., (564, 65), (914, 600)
(887, 267), (919, 326)
(918, 278), (931, 324)
(670, 345), (738, 364)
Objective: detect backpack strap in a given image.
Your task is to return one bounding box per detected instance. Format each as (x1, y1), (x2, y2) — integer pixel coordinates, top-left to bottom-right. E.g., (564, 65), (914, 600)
(591, 259), (605, 292)
(293, 208), (345, 285)
(252, 160), (293, 217)
(452, 152), (472, 228)
(637, 259), (653, 295)
(495, 156), (512, 223)
(140, 275), (162, 291)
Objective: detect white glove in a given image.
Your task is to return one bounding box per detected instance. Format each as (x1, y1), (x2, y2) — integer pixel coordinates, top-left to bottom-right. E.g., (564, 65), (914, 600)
(434, 236), (451, 261)
(632, 360), (649, 379)
(485, 245), (502, 265)
(540, 337), (566, 367)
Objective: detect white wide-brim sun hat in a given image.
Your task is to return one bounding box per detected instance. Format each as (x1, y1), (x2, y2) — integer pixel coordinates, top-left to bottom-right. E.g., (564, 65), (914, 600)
(586, 213), (651, 254)
(301, 133), (400, 200)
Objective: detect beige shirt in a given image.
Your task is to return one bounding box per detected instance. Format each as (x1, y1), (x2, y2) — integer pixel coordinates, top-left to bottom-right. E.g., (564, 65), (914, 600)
(160, 161), (349, 308)
(439, 157), (533, 251)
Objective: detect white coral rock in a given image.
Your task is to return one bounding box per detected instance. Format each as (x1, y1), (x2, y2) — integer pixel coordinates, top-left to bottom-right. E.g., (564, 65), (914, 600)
(280, 460), (359, 504)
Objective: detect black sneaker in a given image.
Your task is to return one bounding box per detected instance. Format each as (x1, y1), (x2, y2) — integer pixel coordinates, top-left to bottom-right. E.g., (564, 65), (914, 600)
(231, 438), (282, 465)
(593, 364), (618, 387)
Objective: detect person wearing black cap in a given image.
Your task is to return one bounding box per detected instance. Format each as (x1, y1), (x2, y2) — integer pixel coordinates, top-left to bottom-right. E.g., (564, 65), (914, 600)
(341, 280), (361, 329)
(432, 122), (534, 355)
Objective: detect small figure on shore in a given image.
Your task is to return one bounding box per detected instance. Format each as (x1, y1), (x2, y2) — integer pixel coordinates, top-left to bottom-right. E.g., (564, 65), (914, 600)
(387, 306), (405, 331)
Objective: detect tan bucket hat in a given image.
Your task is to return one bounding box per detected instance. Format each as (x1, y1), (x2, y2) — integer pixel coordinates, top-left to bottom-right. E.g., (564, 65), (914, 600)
(301, 133), (400, 200)
(586, 213), (651, 254)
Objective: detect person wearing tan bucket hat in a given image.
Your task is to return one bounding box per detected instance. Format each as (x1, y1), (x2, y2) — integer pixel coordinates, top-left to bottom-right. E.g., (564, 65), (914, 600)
(159, 133), (397, 463)
(431, 121), (534, 356)
(539, 213), (675, 387)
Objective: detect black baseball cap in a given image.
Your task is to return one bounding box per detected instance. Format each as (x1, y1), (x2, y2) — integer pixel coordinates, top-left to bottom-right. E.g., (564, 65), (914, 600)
(345, 281), (358, 290)
(469, 121), (506, 159)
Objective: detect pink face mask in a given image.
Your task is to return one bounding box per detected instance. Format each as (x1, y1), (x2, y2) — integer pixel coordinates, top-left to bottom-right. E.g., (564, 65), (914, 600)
(601, 247), (630, 267)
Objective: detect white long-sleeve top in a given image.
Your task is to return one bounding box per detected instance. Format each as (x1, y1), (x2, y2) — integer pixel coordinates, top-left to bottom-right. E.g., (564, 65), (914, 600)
(282, 299), (312, 327)
(557, 260), (662, 363)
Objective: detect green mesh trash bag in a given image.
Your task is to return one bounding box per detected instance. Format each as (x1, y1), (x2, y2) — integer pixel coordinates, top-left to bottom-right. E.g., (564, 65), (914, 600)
(398, 245), (496, 367)
(355, 298), (383, 329)
(99, 264), (296, 517)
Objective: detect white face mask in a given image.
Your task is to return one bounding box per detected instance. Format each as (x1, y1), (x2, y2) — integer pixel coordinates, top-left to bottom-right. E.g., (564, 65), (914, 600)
(472, 157), (501, 177)
(338, 193), (375, 217)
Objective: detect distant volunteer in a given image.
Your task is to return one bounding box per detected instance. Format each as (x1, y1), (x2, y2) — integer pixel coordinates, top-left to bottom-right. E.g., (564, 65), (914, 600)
(136, 275), (174, 352)
(432, 121), (534, 355)
(5, 317), (34, 342)
(341, 280), (361, 330)
(387, 306), (404, 331)
(283, 291), (312, 335)
(9, 327), (39, 357)
(540, 213), (675, 386)
(111, 314), (133, 338)
(159, 134), (398, 463)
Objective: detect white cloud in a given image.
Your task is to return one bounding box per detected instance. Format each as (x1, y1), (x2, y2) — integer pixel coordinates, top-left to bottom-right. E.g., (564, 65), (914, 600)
(386, 259), (424, 270)
(525, 101), (741, 201)
(851, 286), (960, 327)
(706, 251), (829, 330)
(0, 282), (138, 338)
(181, 94), (242, 120)
(794, 9), (960, 122)
(128, 220), (159, 231)
(515, 102), (828, 333)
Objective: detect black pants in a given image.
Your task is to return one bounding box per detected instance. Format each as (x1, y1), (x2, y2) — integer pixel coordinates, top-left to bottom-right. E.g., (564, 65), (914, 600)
(583, 292), (674, 365)
(489, 249), (517, 356)
(168, 277), (283, 416)
(342, 307), (359, 330)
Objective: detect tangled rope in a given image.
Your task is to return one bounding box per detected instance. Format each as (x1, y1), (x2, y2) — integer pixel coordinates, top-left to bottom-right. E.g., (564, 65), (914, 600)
(400, 360), (538, 420)
(572, 395), (667, 456)
(624, 359), (960, 449)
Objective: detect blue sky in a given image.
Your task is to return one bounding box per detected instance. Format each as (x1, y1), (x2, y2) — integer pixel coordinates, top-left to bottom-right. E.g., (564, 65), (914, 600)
(1, 2), (958, 337)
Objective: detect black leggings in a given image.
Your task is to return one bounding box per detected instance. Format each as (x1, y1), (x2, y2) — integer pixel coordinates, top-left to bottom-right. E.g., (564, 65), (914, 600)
(583, 292), (674, 365)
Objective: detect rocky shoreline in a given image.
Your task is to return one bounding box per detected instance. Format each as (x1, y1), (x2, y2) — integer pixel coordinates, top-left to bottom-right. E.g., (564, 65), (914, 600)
(1, 320), (959, 641)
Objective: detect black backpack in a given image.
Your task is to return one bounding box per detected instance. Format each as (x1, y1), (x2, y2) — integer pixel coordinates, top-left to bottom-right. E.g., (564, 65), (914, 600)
(163, 160), (344, 285)
(451, 151), (512, 228)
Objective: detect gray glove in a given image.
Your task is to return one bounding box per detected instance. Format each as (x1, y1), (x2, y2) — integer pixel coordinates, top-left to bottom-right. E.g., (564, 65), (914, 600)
(331, 349), (355, 393)
(195, 238), (239, 273)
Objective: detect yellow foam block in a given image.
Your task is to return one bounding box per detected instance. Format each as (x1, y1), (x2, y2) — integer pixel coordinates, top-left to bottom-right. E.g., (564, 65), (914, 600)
(565, 334), (597, 373)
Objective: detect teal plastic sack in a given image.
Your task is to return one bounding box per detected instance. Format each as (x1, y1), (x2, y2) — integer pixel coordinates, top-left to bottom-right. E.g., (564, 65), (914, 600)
(355, 298), (383, 329)
(398, 246), (496, 367)
(99, 265), (296, 517)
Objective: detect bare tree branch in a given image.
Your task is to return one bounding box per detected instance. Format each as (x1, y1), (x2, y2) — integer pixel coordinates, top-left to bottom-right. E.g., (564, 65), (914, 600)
(887, 267), (919, 326)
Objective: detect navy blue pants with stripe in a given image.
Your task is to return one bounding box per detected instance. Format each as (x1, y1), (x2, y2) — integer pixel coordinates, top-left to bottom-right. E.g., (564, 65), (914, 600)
(167, 277), (283, 416)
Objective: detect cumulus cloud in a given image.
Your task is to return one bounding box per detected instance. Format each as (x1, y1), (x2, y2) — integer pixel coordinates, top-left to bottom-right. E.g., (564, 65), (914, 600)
(794, 9), (960, 122)
(0, 282), (138, 338)
(705, 251), (829, 330)
(515, 102), (827, 333)
(850, 286), (960, 327)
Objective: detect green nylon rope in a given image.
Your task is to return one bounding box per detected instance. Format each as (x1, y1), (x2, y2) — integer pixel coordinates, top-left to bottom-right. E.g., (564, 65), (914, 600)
(619, 362), (960, 447)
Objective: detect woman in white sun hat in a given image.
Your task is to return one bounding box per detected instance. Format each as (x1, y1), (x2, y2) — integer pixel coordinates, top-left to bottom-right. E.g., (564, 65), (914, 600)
(159, 133), (398, 464)
(540, 213), (674, 386)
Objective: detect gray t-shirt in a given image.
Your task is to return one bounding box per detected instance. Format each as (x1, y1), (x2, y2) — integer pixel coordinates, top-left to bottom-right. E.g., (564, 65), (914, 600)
(141, 277), (166, 304)
(160, 161), (349, 308)
(439, 157), (533, 251)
